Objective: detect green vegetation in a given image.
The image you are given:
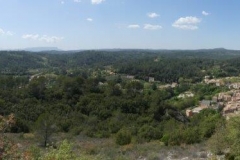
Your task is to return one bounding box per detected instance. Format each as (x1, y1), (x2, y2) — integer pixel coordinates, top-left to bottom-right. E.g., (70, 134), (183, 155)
(208, 117), (240, 159)
(1, 49), (240, 159)
(115, 129), (132, 145)
(34, 113), (57, 147)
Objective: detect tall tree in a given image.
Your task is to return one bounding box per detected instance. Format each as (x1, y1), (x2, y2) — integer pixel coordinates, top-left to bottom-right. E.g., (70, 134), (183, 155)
(34, 113), (57, 147)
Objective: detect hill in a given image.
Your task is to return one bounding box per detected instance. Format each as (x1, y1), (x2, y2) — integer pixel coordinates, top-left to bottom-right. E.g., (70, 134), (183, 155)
(1, 49), (240, 78)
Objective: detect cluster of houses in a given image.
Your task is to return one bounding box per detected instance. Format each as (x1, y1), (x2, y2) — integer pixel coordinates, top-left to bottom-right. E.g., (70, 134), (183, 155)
(204, 76), (223, 86)
(186, 100), (219, 117)
(184, 76), (240, 118)
(217, 90), (240, 118)
(204, 75), (240, 90)
(185, 89), (240, 118)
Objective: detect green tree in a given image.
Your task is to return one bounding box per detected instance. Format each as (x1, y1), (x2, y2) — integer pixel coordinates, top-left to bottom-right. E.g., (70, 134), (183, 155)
(28, 76), (47, 99)
(125, 81), (143, 97)
(34, 113), (57, 147)
(152, 83), (157, 90)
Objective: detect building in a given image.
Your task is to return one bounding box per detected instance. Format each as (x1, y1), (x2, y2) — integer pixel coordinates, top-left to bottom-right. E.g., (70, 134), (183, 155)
(218, 92), (232, 102)
(178, 91), (194, 99)
(223, 101), (240, 115)
(186, 109), (193, 117)
(186, 107), (206, 117)
(200, 100), (212, 108)
(185, 100), (219, 117)
(149, 77), (155, 83)
(229, 83), (240, 89)
(171, 83), (178, 88)
(126, 75), (134, 80)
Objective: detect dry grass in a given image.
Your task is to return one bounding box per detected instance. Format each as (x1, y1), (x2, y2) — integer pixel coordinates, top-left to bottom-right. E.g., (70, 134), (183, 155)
(5, 133), (211, 160)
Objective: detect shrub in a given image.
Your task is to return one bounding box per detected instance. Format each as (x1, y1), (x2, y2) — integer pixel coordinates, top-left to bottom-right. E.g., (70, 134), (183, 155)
(70, 127), (83, 136)
(95, 130), (111, 138)
(182, 127), (201, 144)
(161, 134), (170, 146)
(22, 146), (41, 160)
(42, 140), (77, 160)
(138, 125), (162, 142)
(0, 114), (20, 159)
(109, 121), (122, 134)
(115, 129), (132, 145)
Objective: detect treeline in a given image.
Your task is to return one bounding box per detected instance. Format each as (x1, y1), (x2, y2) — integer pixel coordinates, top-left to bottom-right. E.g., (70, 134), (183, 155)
(1, 49), (240, 81)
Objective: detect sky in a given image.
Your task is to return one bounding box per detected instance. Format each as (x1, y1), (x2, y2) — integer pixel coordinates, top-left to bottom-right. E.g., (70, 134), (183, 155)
(0, 0), (240, 50)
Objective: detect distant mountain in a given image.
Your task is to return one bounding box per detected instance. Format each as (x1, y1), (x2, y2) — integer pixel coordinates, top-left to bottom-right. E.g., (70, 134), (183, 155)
(24, 47), (62, 52)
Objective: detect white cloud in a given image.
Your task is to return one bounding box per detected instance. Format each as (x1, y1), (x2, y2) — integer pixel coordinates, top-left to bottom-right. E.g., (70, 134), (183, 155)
(87, 18), (93, 22)
(39, 35), (64, 43)
(61, 1), (65, 4)
(22, 34), (39, 40)
(22, 34), (63, 43)
(91, 0), (105, 4)
(128, 24), (140, 29)
(74, 0), (81, 2)
(202, 11), (209, 16)
(172, 16), (201, 30)
(174, 16), (201, 25)
(0, 28), (4, 35)
(6, 31), (14, 36)
(144, 24), (162, 30)
(0, 28), (14, 36)
(173, 24), (198, 30)
(147, 12), (159, 18)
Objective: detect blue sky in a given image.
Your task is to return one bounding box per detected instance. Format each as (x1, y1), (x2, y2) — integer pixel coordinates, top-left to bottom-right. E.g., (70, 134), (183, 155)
(0, 0), (240, 50)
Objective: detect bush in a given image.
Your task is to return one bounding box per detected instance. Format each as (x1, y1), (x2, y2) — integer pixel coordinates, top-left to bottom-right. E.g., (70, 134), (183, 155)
(70, 126), (83, 136)
(23, 146), (41, 160)
(161, 134), (170, 146)
(0, 114), (21, 159)
(59, 119), (72, 132)
(138, 125), (162, 142)
(115, 129), (132, 145)
(182, 127), (201, 144)
(42, 140), (77, 160)
(109, 120), (122, 134)
(95, 130), (111, 138)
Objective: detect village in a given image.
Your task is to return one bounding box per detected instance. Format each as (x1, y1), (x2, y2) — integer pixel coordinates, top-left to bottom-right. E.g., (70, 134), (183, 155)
(186, 76), (240, 119)
(98, 68), (240, 120)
